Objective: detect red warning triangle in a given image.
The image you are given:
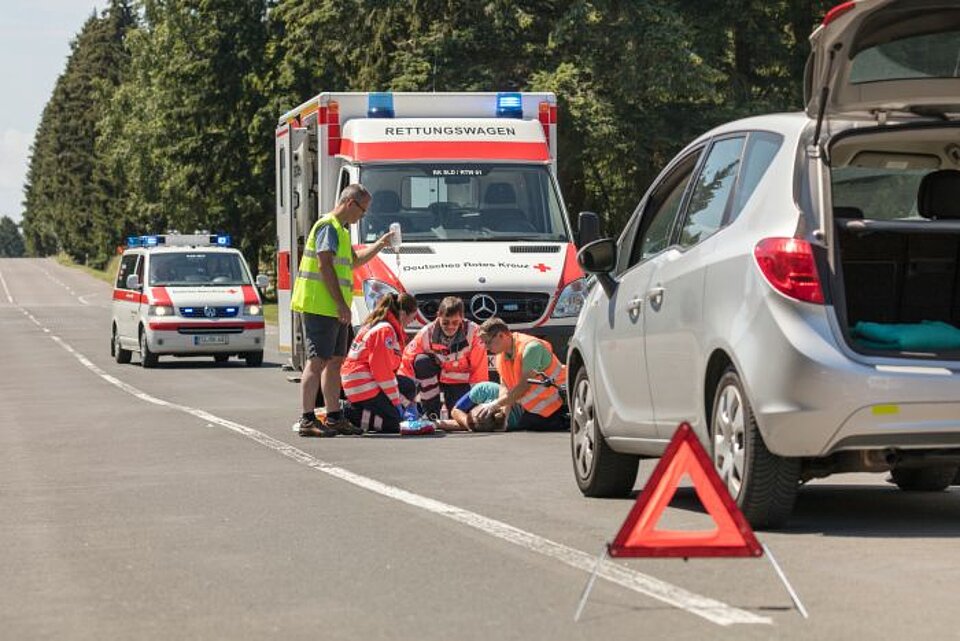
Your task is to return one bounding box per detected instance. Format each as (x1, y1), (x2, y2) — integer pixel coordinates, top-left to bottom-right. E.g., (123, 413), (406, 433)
(608, 423), (762, 559)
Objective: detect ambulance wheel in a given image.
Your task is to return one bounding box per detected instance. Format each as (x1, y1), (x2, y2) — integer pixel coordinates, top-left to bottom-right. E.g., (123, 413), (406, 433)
(139, 328), (158, 368)
(113, 326), (131, 364)
(571, 368), (639, 497)
(244, 351), (264, 367)
(214, 354), (230, 364)
(710, 367), (799, 529)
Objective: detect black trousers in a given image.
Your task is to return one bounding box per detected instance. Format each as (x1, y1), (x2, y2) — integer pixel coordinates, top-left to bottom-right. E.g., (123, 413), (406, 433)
(344, 375), (417, 434)
(515, 407), (568, 431)
(412, 354), (469, 418)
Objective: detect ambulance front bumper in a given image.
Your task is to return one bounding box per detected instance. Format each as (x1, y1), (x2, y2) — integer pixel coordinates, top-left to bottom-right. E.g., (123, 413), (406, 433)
(144, 320), (265, 354)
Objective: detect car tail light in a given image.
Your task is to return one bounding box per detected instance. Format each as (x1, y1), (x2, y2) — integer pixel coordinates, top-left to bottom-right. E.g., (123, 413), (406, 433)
(754, 238), (825, 304)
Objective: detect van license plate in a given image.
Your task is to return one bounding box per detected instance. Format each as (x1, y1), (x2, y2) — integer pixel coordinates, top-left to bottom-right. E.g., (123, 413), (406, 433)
(195, 335), (228, 345)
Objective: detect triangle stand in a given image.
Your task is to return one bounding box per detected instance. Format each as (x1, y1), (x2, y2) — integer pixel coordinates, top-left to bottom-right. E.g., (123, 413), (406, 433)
(572, 423), (808, 621)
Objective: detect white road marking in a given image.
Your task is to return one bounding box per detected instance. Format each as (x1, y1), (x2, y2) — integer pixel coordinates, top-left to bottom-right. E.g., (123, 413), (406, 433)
(14, 302), (770, 627)
(0, 266), (13, 303)
(77, 292), (103, 306)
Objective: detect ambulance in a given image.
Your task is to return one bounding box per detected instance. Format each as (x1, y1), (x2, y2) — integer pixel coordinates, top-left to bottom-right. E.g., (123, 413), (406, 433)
(110, 233), (270, 368)
(275, 91), (588, 369)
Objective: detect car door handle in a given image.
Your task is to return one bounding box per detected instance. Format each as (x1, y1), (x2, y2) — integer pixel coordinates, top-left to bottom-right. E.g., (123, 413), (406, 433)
(646, 287), (665, 310)
(626, 297), (643, 313)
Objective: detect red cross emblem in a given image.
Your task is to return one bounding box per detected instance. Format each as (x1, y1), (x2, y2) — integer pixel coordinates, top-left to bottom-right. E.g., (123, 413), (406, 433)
(532, 263), (552, 273)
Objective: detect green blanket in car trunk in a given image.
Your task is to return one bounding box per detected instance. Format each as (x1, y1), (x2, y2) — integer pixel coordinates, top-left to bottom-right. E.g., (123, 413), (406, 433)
(851, 320), (960, 351)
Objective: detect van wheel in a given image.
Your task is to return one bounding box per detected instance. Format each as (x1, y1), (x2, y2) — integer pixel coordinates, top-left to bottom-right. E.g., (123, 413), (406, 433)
(244, 351), (264, 367)
(891, 465), (958, 492)
(139, 328), (158, 368)
(711, 367), (800, 529)
(113, 327), (132, 364)
(571, 368), (639, 497)
(214, 354), (230, 364)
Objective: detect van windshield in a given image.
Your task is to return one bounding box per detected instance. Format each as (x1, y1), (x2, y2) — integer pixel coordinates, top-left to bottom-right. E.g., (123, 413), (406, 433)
(149, 252), (251, 286)
(358, 164), (569, 243)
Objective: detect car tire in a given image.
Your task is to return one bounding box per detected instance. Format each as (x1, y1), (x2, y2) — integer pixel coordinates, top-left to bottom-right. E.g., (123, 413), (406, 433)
(571, 367), (639, 497)
(113, 326), (132, 364)
(244, 351), (264, 367)
(139, 328), (158, 368)
(214, 354), (230, 364)
(711, 367), (800, 529)
(891, 465), (958, 492)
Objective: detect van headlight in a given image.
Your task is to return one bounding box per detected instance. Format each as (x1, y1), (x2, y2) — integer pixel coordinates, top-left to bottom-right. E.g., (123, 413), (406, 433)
(148, 305), (174, 317)
(551, 278), (587, 318)
(244, 304), (262, 316)
(363, 279), (399, 311)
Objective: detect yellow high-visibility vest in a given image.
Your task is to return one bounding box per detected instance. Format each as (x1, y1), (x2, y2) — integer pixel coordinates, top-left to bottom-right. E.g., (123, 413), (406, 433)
(291, 214), (353, 317)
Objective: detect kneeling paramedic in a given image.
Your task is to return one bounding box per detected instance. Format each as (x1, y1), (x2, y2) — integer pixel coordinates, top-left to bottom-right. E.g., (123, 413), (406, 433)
(399, 296), (488, 418)
(475, 317), (568, 431)
(342, 293), (420, 434)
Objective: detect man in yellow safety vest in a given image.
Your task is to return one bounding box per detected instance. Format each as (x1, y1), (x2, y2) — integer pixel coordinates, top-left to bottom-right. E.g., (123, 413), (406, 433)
(475, 317), (568, 431)
(292, 184), (394, 437)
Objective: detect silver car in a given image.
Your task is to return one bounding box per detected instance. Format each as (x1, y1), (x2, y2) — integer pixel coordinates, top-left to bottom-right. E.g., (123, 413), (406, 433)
(568, 0), (960, 527)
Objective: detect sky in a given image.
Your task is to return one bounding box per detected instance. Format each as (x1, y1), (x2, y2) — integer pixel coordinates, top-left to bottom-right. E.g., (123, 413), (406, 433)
(1, 2), (100, 223)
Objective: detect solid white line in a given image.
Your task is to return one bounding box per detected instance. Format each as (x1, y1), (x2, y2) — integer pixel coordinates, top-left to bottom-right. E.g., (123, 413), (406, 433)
(25, 314), (768, 626)
(0, 266), (13, 303)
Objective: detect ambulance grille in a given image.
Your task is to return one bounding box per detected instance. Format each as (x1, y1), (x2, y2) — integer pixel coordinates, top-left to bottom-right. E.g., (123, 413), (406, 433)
(509, 245), (560, 253)
(417, 291), (550, 324)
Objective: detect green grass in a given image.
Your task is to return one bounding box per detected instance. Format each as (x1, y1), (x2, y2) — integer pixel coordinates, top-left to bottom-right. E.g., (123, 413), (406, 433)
(56, 253), (119, 285)
(263, 302), (277, 326)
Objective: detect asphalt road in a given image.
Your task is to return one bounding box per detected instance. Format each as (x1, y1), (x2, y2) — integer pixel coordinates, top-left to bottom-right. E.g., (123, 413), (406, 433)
(2, 257), (959, 640)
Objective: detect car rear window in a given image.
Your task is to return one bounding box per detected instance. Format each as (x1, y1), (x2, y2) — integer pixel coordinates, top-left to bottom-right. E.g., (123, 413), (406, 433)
(850, 28), (960, 84)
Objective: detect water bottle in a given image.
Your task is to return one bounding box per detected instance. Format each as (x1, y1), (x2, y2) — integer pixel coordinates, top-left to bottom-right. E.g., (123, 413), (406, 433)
(389, 222), (402, 267)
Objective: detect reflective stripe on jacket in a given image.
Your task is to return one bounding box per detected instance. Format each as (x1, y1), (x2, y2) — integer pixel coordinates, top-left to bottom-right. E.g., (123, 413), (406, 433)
(398, 319), (488, 385)
(496, 332), (567, 416)
(291, 214), (353, 316)
(341, 312), (406, 404)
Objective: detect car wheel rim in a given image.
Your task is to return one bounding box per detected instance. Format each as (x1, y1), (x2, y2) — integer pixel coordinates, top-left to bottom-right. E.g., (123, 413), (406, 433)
(713, 383), (746, 498)
(572, 376), (596, 479)
(113, 332), (119, 355)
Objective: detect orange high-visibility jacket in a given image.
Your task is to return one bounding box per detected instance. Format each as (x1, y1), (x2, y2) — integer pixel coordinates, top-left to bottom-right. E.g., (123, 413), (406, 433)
(342, 312), (406, 405)
(497, 332), (567, 417)
(399, 319), (488, 385)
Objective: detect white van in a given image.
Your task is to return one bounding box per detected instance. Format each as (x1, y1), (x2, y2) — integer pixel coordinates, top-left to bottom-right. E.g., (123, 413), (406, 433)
(111, 234), (269, 368)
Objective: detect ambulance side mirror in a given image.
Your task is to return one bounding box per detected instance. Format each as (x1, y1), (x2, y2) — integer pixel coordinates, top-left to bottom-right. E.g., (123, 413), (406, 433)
(255, 274), (269, 290)
(576, 211), (600, 249)
(126, 274), (141, 290)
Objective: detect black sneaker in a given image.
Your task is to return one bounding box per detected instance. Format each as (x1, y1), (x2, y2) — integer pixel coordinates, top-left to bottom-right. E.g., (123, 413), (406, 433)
(326, 415), (364, 436)
(298, 416), (336, 438)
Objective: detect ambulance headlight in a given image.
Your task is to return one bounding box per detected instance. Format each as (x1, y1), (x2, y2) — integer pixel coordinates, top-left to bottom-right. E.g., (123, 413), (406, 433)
(149, 305), (174, 317)
(244, 304), (262, 316)
(363, 279), (399, 311)
(551, 278), (587, 318)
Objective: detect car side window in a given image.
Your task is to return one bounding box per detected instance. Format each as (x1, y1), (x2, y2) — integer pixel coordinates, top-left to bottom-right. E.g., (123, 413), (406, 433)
(626, 154), (699, 269)
(679, 136), (745, 248)
(729, 132), (784, 221)
(116, 254), (138, 289)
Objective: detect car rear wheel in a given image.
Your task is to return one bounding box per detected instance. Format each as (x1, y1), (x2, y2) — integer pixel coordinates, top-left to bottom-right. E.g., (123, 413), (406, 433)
(244, 351), (264, 367)
(891, 465), (958, 492)
(139, 328), (158, 368)
(113, 326), (132, 364)
(711, 367), (800, 529)
(571, 367), (639, 497)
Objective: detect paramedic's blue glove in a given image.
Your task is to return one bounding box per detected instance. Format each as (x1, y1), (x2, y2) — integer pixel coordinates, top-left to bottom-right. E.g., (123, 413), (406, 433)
(396, 404), (406, 419)
(401, 405), (420, 422)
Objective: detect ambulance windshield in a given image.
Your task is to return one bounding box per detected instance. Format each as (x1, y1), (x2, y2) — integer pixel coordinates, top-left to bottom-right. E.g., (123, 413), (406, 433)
(359, 164), (569, 243)
(149, 252), (251, 287)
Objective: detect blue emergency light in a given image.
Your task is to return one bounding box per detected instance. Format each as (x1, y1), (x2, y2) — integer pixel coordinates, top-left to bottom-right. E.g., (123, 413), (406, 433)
(496, 92), (523, 119)
(211, 234), (231, 247)
(367, 92), (395, 118)
(126, 236), (141, 248)
(143, 235), (160, 247)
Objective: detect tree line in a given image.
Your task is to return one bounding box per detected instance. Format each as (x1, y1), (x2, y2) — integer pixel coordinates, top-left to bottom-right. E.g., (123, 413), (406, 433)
(20, 0), (831, 270)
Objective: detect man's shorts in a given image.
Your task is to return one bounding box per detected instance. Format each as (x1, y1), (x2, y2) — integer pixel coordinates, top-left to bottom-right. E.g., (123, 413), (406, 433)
(303, 312), (354, 360)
